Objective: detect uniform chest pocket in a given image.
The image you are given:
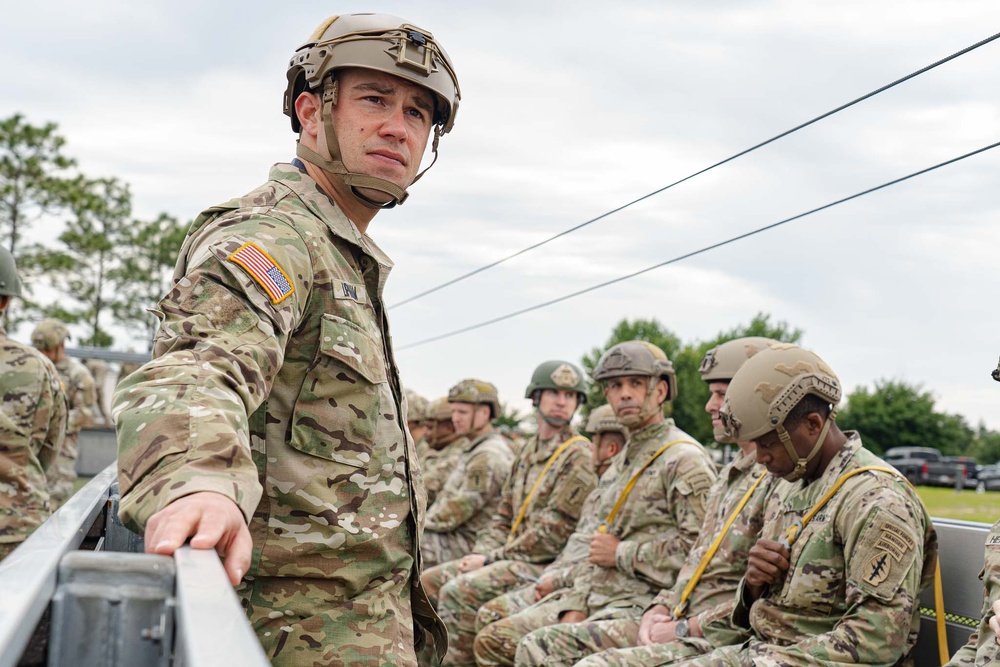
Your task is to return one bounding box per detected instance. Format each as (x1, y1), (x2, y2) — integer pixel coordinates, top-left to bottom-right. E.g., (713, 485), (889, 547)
(780, 518), (843, 617)
(288, 313), (387, 468)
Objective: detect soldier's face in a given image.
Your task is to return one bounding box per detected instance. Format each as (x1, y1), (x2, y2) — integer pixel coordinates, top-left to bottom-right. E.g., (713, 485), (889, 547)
(593, 432), (624, 476)
(537, 388), (578, 423)
(753, 424), (811, 478)
(408, 420), (428, 442)
(329, 68), (435, 192)
(705, 381), (729, 433)
(431, 418), (455, 444)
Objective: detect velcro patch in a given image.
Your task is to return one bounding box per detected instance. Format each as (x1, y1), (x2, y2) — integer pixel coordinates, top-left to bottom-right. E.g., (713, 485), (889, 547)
(335, 281), (366, 304)
(468, 458), (492, 495)
(228, 242), (294, 304)
(873, 521), (916, 562)
(682, 470), (714, 496)
(852, 509), (919, 601)
(553, 470), (593, 519)
(986, 532), (1000, 547)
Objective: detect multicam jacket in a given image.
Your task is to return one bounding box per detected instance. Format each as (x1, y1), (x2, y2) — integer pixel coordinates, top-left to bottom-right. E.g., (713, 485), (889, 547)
(423, 431), (514, 564)
(559, 418), (715, 614)
(0, 329), (67, 544)
(422, 435), (468, 507)
(113, 163), (445, 653)
(474, 425), (595, 564)
(729, 433), (936, 664)
(651, 451), (775, 647)
(945, 519), (1000, 666)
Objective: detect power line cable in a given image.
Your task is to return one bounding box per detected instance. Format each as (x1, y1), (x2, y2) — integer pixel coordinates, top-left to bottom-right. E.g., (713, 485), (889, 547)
(397, 139), (1000, 351)
(389, 30), (1000, 310)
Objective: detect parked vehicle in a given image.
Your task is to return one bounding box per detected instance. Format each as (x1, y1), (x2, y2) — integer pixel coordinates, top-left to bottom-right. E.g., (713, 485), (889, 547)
(921, 456), (979, 489)
(976, 463), (1000, 492)
(884, 446), (944, 484)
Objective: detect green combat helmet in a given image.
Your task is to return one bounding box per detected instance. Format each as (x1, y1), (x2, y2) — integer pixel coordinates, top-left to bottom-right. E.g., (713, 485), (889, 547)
(718, 343), (841, 482)
(585, 403), (628, 440)
(699, 337), (777, 442)
(31, 318), (71, 352)
(284, 13), (461, 208)
(448, 379), (501, 419)
(593, 341), (677, 428)
(524, 360), (588, 427)
(0, 247), (23, 298)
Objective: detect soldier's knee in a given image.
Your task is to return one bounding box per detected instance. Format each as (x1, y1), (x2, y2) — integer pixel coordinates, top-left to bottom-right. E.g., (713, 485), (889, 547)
(472, 624), (503, 665)
(476, 602), (504, 633)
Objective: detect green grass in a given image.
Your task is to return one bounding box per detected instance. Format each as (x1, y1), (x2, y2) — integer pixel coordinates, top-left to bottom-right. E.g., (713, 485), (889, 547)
(916, 486), (1000, 524)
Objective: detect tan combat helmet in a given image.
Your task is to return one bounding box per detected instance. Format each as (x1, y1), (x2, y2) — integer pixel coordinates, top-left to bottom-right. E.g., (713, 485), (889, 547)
(404, 389), (429, 424)
(718, 343), (841, 481)
(592, 340), (678, 428)
(285, 13), (461, 209)
(585, 403), (628, 440)
(448, 378), (501, 419)
(699, 337), (777, 442)
(428, 396), (453, 422)
(31, 318), (71, 352)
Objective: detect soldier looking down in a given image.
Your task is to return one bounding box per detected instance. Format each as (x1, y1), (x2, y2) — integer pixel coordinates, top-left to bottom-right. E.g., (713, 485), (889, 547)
(0, 249), (67, 562)
(421, 360), (596, 666)
(112, 12), (460, 665)
(31, 318), (97, 508)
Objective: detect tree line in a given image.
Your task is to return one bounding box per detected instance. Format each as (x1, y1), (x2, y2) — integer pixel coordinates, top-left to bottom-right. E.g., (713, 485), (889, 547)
(0, 113), (186, 347)
(580, 314), (1000, 465)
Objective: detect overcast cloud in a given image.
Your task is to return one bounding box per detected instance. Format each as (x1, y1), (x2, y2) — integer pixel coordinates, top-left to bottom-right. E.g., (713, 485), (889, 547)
(3, 1), (999, 433)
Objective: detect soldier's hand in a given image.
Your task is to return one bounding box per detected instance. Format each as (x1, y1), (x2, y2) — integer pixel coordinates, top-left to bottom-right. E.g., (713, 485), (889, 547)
(647, 618), (678, 644)
(145, 491), (251, 586)
(990, 599), (1000, 643)
(534, 574), (557, 600)
(589, 532), (621, 567)
(746, 538), (790, 597)
(637, 605), (670, 645)
(458, 554), (487, 573)
(558, 610), (587, 624)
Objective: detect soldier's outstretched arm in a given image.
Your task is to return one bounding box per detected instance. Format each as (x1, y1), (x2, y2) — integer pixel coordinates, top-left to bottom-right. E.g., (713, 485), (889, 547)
(145, 490), (253, 585)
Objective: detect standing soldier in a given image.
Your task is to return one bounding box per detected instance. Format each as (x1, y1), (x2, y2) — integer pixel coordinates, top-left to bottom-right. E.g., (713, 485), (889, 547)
(422, 380), (514, 568)
(474, 341), (717, 666)
(422, 360), (595, 666)
(669, 343), (937, 666)
(422, 396), (469, 506)
(31, 318), (98, 507)
(112, 12), (460, 665)
(518, 337), (779, 666)
(0, 249), (67, 561)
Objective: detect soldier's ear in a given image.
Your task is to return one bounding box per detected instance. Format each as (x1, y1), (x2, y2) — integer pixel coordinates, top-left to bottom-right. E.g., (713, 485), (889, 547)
(294, 91), (322, 140)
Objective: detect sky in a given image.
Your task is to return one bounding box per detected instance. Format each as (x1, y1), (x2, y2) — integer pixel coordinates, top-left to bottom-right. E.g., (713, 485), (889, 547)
(2, 1), (999, 434)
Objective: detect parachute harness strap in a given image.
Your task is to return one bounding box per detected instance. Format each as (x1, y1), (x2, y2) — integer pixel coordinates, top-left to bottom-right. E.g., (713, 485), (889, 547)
(597, 439), (697, 535)
(673, 471), (768, 618)
(508, 435), (588, 543)
(778, 465), (946, 666)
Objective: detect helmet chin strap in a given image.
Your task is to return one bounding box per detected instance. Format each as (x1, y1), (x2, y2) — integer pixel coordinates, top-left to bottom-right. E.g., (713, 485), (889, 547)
(778, 409), (837, 482)
(295, 77), (443, 210)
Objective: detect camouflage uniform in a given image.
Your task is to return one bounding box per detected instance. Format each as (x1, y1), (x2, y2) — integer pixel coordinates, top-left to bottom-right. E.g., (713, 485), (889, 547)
(0, 327), (67, 561)
(518, 452), (773, 667)
(423, 426), (595, 666)
(423, 431), (514, 568)
(475, 419), (715, 666)
(423, 435), (469, 507)
(82, 358), (113, 425)
(113, 163), (446, 665)
(665, 434), (936, 666)
(945, 519), (1000, 666)
(45, 356), (97, 506)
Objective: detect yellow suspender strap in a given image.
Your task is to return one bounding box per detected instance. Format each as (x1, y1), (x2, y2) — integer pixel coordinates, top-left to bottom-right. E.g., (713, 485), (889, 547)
(780, 465), (947, 666)
(508, 435), (588, 543)
(597, 439), (698, 535)
(672, 471), (768, 618)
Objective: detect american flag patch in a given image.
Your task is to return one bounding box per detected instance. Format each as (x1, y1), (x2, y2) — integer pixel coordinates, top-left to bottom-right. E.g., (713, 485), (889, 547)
(228, 242), (295, 304)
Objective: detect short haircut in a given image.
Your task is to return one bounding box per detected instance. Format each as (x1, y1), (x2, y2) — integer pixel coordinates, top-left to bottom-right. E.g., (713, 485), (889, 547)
(784, 394), (832, 429)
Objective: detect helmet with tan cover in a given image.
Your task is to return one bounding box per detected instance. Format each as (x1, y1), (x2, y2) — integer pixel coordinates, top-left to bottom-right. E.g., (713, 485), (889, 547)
(592, 341), (678, 401)
(448, 378), (501, 419)
(428, 396), (453, 422)
(404, 389), (429, 423)
(585, 403), (628, 440)
(284, 13), (461, 208)
(699, 337), (777, 383)
(719, 343), (841, 481)
(31, 318), (71, 351)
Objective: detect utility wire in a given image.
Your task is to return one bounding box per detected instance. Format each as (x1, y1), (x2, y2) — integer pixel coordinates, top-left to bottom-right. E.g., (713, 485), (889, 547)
(397, 139), (1000, 351)
(389, 31), (1000, 310)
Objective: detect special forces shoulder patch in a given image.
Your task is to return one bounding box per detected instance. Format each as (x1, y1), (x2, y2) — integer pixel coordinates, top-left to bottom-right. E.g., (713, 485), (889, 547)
(228, 242), (295, 304)
(854, 510), (918, 600)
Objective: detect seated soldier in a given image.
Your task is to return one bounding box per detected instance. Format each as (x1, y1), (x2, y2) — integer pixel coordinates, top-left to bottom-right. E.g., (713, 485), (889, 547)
(472, 341), (717, 667)
(421, 361), (595, 666)
(517, 337), (779, 667)
(406, 389), (431, 463)
(665, 343), (937, 666)
(474, 404), (627, 634)
(422, 380), (514, 568)
(422, 396), (469, 506)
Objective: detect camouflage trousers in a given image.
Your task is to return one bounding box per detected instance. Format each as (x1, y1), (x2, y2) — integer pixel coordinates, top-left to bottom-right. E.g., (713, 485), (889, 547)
(476, 583), (539, 633)
(518, 616), (715, 667)
(47, 435), (79, 508)
(477, 600), (641, 667)
(238, 574), (416, 667)
(423, 529), (477, 570)
(422, 559), (543, 666)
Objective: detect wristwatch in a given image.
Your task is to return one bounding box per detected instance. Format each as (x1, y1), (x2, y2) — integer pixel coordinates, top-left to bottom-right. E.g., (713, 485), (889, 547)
(674, 618), (690, 638)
